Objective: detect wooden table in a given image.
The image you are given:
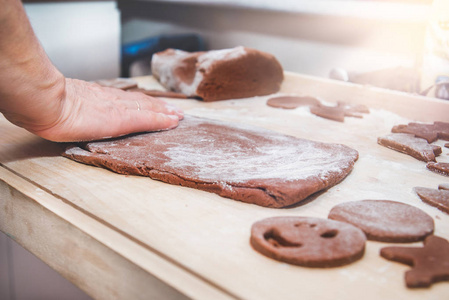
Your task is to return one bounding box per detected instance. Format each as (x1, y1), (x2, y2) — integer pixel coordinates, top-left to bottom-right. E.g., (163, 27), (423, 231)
(1, 73), (448, 300)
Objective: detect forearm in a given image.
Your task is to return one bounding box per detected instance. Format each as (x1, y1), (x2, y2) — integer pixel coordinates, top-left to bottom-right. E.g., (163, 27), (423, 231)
(0, 0), (65, 130)
(0, 0), (182, 142)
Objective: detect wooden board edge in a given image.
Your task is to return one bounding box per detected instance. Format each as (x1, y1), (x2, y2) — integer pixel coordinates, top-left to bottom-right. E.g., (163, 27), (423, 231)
(0, 166), (237, 300)
(281, 71), (449, 122)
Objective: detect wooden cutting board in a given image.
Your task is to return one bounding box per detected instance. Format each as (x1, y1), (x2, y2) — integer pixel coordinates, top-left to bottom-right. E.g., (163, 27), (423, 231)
(1, 72), (448, 300)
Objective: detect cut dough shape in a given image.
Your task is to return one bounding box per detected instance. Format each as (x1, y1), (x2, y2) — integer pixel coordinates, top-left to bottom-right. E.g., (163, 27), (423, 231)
(427, 162), (449, 176)
(95, 78), (138, 90)
(392, 123), (439, 143)
(151, 47), (284, 101)
(415, 187), (449, 214)
(380, 235), (449, 288)
(126, 88), (188, 99)
(377, 133), (442, 162)
(392, 121), (449, 143)
(266, 95), (320, 109)
(310, 102), (370, 122)
(337, 101), (369, 116)
(445, 143), (449, 149)
(328, 200), (434, 243)
(63, 116), (358, 208)
(310, 105), (346, 122)
(435, 122), (449, 140)
(250, 216), (366, 268)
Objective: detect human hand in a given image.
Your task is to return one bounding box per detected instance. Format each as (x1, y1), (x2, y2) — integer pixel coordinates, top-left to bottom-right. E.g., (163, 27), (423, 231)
(3, 78), (184, 142)
(0, 0), (184, 143)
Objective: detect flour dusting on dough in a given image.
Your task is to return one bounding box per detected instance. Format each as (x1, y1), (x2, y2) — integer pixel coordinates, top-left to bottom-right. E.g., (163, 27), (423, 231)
(63, 115), (358, 207)
(162, 116), (357, 183)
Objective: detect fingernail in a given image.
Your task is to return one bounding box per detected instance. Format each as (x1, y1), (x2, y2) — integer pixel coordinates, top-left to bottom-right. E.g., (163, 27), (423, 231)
(167, 104), (184, 116)
(167, 115), (180, 124)
(167, 115), (180, 129)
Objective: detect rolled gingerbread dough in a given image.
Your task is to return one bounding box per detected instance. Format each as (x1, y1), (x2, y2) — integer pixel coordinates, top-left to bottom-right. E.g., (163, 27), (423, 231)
(63, 116), (358, 208)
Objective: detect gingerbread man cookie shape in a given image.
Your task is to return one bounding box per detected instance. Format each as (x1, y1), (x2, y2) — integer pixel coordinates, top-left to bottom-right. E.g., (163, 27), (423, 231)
(392, 123), (439, 143)
(391, 121), (449, 143)
(380, 235), (449, 288)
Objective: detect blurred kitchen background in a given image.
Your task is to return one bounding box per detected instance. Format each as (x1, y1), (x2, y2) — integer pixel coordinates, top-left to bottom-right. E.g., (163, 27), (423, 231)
(0, 0), (442, 299)
(12, 0), (440, 82)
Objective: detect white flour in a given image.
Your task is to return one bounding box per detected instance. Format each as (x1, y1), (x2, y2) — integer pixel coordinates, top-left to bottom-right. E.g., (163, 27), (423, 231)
(161, 116), (357, 183)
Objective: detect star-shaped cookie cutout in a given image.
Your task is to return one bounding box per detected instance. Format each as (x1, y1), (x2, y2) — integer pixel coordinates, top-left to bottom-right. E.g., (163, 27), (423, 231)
(380, 235), (449, 288)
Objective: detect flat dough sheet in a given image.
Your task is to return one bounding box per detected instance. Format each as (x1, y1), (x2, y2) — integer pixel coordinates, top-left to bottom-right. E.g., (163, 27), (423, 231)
(63, 116), (358, 208)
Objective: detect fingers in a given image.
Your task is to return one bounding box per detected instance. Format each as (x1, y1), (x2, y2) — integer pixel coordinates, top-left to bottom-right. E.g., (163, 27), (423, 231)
(35, 106), (181, 142)
(92, 109), (180, 141)
(79, 93), (182, 140)
(89, 84), (184, 139)
(89, 80), (184, 119)
(125, 90), (184, 119)
(122, 109), (180, 133)
(30, 79), (184, 142)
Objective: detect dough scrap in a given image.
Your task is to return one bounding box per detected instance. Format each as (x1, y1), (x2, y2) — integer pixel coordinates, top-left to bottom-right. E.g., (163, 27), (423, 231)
(426, 162), (449, 176)
(250, 216), (366, 268)
(266, 95), (320, 109)
(377, 133), (441, 162)
(126, 88), (188, 99)
(435, 121), (449, 140)
(310, 102), (370, 122)
(328, 200), (434, 243)
(310, 105), (346, 122)
(151, 47), (284, 101)
(380, 235), (449, 288)
(95, 78), (138, 90)
(337, 101), (370, 115)
(439, 183), (449, 190)
(392, 121), (449, 143)
(62, 116), (358, 208)
(415, 187), (449, 214)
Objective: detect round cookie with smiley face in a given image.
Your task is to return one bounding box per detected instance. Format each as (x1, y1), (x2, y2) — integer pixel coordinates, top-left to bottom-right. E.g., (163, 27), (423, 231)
(250, 216), (366, 268)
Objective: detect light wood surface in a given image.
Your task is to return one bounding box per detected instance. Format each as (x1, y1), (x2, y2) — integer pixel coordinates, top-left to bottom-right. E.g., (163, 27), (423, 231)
(1, 72), (449, 299)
